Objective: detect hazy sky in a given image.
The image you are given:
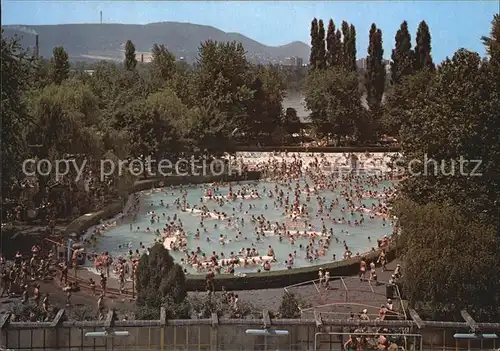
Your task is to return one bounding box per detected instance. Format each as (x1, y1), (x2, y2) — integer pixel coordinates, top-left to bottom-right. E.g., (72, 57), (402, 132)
(2, 1), (498, 62)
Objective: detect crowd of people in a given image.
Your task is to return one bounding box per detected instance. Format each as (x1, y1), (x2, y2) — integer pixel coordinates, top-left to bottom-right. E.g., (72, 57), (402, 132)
(70, 152), (397, 287)
(0, 152), (400, 325)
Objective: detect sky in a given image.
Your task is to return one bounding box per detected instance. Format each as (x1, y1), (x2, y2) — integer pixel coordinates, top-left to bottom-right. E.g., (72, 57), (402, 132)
(2, 1), (499, 62)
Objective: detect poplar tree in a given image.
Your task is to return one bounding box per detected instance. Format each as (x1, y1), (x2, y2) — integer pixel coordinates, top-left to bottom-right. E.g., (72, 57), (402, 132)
(341, 21), (350, 70)
(309, 18), (319, 69)
(335, 29), (342, 64)
(49, 46), (69, 85)
(414, 20), (434, 71)
(326, 18), (338, 67)
(341, 22), (357, 72)
(390, 21), (414, 85)
(348, 24), (357, 71)
(124, 39), (137, 71)
(326, 19), (341, 67)
(317, 19), (327, 69)
(366, 24), (386, 113)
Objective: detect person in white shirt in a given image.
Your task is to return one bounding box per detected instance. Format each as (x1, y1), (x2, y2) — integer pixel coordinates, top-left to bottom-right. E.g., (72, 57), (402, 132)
(394, 264), (401, 278)
(233, 294), (239, 310)
(318, 268), (324, 286)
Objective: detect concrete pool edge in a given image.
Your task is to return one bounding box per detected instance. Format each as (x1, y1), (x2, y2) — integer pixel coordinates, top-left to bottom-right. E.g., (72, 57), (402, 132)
(184, 245), (397, 291)
(66, 170), (398, 291)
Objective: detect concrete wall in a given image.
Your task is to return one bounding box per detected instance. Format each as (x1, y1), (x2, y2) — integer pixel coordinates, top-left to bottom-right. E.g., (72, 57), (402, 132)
(0, 320), (491, 350)
(185, 246), (398, 291)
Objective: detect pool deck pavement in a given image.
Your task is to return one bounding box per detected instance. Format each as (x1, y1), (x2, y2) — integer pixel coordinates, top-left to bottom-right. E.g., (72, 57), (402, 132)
(0, 259), (400, 318)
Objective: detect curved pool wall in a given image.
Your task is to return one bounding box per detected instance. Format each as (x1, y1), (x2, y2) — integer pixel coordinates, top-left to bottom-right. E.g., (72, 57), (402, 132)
(67, 171), (397, 291)
(185, 244), (397, 291)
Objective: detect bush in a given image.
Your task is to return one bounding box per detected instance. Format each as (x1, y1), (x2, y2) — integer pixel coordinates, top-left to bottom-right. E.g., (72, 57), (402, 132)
(9, 302), (58, 322)
(278, 292), (303, 318)
(189, 292), (260, 319)
(135, 243), (189, 319)
(66, 305), (96, 321)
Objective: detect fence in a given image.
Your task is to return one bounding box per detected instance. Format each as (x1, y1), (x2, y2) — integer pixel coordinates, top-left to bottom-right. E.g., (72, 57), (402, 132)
(1, 308), (499, 351)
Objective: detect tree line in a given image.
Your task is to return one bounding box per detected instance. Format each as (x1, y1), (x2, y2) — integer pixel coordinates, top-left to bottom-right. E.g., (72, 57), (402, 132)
(1, 33), (291, 219)
(307, 15), (500, 321)
(395, 16), (499, 321)
(306, 18), (435, 144)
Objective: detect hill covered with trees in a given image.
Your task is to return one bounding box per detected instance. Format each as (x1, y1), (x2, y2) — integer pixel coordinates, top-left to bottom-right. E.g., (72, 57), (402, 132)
(2, 22), (310, 64)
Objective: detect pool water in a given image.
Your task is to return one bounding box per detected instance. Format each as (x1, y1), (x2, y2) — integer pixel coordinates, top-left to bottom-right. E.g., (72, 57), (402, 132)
(85, 177), (395, 274)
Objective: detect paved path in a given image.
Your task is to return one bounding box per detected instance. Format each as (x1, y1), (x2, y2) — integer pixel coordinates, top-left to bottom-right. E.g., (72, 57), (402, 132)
(0, 259), (400, 318)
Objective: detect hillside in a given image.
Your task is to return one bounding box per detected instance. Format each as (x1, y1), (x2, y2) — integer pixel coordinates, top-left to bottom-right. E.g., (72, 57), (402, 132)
(2, 22), (310, 64)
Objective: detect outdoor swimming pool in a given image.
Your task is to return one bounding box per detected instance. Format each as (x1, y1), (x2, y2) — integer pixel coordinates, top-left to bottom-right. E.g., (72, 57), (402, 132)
(84, 176), (396, 274)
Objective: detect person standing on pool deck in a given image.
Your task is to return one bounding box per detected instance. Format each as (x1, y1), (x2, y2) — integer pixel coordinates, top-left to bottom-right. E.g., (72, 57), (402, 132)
(324, 270), (330, 289)
(100, 273), (107, 296)
(377, 249), (387, 271)
(359, 258), (367, 281)
(206, 270), (215, 294)
(318, 268), (324, 285)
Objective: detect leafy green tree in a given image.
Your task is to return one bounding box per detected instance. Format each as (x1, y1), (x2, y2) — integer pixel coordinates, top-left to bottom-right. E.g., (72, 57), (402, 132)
(167, 66), (197, 108)
(348, 24), (357, 72)
(194, 40), (253, 135)
(381, 69), (433, 137)
(124, 39), (137, 71)
(245, 65), (285, 138)
(309, 18), (319, 68)
(151, 43), (176, 85)
(365, 24), (386, 114)
(394, 200), (500, 321)
(414, 20), (434, 71)
(115, 88), (185, 160)
(317, 19), (327, 69)
(390, 21), (414, 85)
(305, 67), (363, 145)
(25, 81), (104, 206)
(136, 243), (188, 312)
(399, 49), (499, 219)
(89, 61), (151, 124)
(27, 82), (102, 159)
(1, 32), (31, 198)
(326, 19), (341, 67)
(340, 21), (350, 70)
(340, 22), (357, 72)
(49, 46), (70, 85)
(182, 107), (231, 152)
(335, 29), (342, 66)
(31, 58), (52, 89)
(481, 14), (500, 65)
